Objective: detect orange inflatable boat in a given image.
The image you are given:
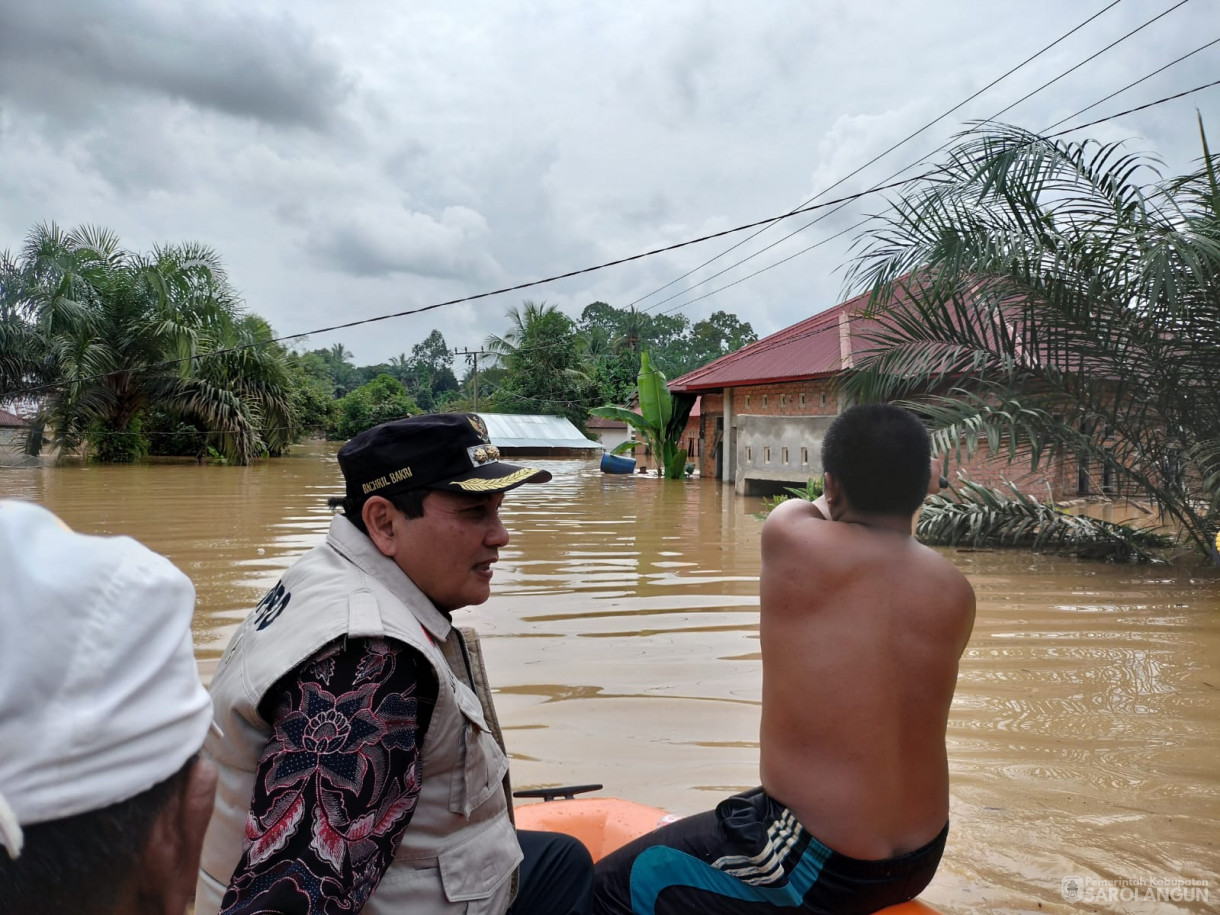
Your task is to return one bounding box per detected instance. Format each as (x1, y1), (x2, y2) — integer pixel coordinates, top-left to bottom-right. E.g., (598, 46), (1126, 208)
(514, 788), (941, 915)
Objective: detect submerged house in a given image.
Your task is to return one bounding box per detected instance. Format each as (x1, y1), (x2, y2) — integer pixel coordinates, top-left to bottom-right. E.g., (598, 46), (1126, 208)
(669, 288), (1080, 499)
(476, 413), (601, 457)
(586, 414), (632, 453)
(0, 409), (36, 467)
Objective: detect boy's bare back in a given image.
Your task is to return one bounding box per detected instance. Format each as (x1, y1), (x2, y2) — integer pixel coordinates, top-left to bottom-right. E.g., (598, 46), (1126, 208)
(759, 495), (975, 861)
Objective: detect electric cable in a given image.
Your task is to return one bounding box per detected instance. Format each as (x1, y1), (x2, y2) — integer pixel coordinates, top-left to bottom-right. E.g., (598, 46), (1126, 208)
(4, 75), (1218, 402)
(654, 76), (1220, 322)
(646, 0), (1202, 317)
(625, 0), (1130, 312)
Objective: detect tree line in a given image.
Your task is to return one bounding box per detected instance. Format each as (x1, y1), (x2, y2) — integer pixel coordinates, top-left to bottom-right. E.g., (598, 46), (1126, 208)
(289, 299), (756, 435)
(0, 222), (756, 462)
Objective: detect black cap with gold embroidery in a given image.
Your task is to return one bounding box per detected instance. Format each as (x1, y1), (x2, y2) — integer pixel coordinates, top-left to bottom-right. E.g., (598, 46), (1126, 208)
(338, 413), (552, 508)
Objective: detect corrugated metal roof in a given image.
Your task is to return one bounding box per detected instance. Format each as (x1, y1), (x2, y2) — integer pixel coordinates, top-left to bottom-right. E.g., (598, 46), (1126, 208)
(670, 288), (881, 392)
(668, 276), (1049, 393)
(476, 413), (600, 450)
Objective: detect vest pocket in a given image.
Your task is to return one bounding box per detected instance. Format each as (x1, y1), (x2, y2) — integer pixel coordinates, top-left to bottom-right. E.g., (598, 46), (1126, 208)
(449, 686), (510, 817)
(437, 813), (522, 905)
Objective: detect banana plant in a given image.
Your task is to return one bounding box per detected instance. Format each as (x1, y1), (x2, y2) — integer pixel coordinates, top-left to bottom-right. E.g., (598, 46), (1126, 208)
(591, 351), (695, 478)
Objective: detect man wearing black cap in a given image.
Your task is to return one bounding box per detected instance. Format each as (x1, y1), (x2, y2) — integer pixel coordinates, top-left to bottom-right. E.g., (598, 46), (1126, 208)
(197, 414), (593, 915)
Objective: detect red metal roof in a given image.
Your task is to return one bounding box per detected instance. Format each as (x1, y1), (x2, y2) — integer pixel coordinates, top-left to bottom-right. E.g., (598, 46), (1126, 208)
(586, 415), (628, 429)
(670, 288), (881, 392)
(0, 409), (28, 428)
(669, 275), (1090, 394)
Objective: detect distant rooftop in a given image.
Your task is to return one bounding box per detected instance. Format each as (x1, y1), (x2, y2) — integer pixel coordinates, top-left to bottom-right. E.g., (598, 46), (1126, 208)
(476, 413), (600, 451)
(0, 409), (28, 428)
(668, 289), (878, 392)
(587, 415), (628, 430)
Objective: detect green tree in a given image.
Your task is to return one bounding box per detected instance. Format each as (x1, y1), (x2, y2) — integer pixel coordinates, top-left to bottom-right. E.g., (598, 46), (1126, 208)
(408, 329), (458, 410)
(284, 350), (336, 440)
(843, 121), (1220, 561)
(327, 373), (419, 440)
(386, 353), (413, 383)
(592, 351), (695, 479)
(307, 343), (361, 396)
(484, 300), (592, 427)
(0, 223), (292, 464)
(680, 310), (758, 374)
(579, 302), (640, 405)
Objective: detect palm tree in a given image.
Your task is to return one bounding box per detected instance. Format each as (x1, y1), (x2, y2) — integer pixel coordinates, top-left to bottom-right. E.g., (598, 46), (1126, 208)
(843, 120), (1220, 560)
(613, 306), (648, 356)
(0, 222), (292, 464)
(484, 300), (593, 424)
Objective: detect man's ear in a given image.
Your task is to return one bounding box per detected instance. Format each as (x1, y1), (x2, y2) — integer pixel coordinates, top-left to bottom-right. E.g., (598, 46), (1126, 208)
(362, 496), (399, 558)
(136, 758), (217, 915)
(928, 456), (945, 496)
(822, 472), (841, 505)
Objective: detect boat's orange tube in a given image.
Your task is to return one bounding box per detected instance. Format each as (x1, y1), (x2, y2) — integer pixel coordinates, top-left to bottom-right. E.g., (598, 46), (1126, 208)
(514, 797), (942, 914)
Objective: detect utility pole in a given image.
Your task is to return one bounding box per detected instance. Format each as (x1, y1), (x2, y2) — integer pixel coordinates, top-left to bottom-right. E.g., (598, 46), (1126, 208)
(454, 348), (493, 412)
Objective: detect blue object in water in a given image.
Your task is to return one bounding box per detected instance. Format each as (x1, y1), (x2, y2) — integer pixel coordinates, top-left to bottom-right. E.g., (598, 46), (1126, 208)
(600, 452), (636, 474)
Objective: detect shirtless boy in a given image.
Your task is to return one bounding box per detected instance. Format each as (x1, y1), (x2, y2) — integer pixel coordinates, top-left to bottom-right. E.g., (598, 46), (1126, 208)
(592, 404), (975, 915)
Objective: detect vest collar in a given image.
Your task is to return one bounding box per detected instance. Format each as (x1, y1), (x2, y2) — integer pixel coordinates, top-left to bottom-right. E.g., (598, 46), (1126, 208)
(325, 514), (454, 644)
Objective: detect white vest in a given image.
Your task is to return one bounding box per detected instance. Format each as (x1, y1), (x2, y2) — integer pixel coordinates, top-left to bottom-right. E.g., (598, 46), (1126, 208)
(196, 516), (521, 915)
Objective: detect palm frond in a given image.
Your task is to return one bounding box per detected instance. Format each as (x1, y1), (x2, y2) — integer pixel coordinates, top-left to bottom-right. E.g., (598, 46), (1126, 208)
(844, 120), (1220, 560)
(917, 480), (1172, 563)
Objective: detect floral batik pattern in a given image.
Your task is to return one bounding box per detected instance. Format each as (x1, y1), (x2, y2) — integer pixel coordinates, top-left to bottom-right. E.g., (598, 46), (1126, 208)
(218, 636), (438, 915)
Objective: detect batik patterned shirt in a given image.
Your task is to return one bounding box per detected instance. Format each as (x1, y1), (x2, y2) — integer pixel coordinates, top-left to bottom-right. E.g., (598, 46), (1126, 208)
(218, 636), (438, 915)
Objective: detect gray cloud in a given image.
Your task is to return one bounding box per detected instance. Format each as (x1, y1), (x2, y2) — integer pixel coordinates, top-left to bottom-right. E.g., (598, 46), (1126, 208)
(0, 1), (1214, 365)
(307, 203), (504, 284)
(0, 1), (350, 129)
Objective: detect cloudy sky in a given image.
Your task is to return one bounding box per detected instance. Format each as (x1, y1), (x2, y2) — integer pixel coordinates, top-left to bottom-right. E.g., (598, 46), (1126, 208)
(1, 0), (1216, 366)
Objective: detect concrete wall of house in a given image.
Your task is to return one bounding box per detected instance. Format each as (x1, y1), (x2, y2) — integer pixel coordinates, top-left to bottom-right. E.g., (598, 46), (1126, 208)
(590, 427), (632, 453)
(0, 427), (39, 467)
(731, 416), (1078, 500)
(732, 379), (839, 419)
(690, 379), (1086, 500)
(690, 380), (837, 483)
(735, 414), (837, 496)
(682, 371), (1116, 503)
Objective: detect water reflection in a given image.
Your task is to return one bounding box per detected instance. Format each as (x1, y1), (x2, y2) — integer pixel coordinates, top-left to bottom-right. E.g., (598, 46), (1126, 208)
(4, 440), (1218, 914)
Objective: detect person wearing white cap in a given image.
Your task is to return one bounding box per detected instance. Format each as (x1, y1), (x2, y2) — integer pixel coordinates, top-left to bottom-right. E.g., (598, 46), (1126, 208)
(0, 499), (217, 915)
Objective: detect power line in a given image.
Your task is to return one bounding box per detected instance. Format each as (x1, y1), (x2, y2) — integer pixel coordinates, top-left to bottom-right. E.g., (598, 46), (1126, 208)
(653, 77), (1220, 319)
(453, 347), (493, 411)
(649, 5), (1211, 318)
(1042, 34), (1220, 132)
(626, 0), (1131, 313)
(4, 175), (926, 400)
(5, 76), (1218, 402)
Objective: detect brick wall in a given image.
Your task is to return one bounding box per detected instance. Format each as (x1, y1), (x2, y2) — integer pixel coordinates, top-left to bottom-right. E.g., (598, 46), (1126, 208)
(948, 446), (1076, 501)
(682, 381), (1099, 501)
(732, 379), (838, 417)
(696, 393), (724, 478)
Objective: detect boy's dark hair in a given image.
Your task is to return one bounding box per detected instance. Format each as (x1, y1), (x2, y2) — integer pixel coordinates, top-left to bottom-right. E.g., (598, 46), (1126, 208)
(0, 756), (195, 915)
(821, 404), (931, 516)
(344, 488), (429, 534)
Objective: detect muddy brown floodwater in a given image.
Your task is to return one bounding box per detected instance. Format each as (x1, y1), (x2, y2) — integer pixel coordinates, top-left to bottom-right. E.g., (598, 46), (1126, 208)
(4, 440), (1218, 913)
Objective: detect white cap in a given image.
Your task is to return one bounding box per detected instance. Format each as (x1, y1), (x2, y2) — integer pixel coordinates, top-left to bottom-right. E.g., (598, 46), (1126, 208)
(0, 500), (213, 859)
